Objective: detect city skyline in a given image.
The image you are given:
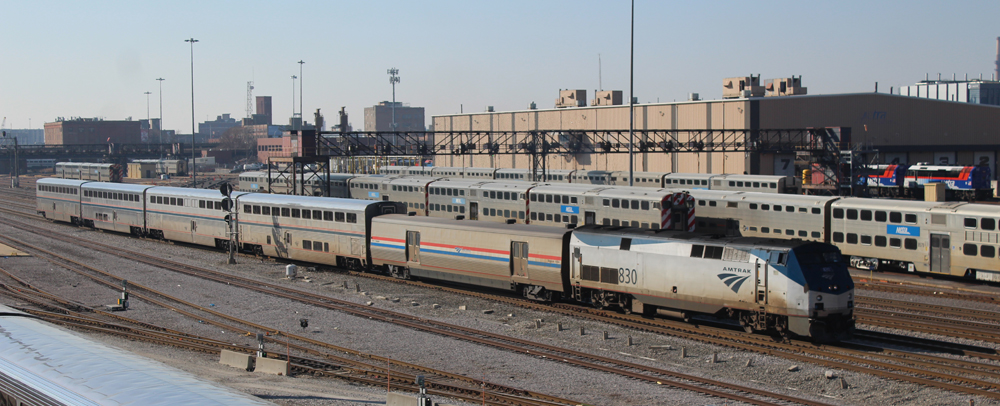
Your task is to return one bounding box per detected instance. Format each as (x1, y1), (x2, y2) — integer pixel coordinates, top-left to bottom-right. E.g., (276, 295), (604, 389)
(2, 1), (998, 133)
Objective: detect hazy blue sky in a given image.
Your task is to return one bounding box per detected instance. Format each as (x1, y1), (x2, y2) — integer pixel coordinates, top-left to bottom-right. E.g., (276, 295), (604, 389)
(2, 1), (998, 132)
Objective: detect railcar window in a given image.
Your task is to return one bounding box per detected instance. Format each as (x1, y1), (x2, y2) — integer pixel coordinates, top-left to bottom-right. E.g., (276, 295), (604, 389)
(799, 208), (807, 213)
(530, 212), (537, 220)
(753, 182), (760, 188)
(301, 209), (310, 219)
(799, 230), (808, 237)
(833, 232), (844, 243)
(628, 200), (636, 210)
(861, 210), (872, 221)
(889, 238), (902, 248)
(705, 245), (724, 259)
(847, 233), (858, 244)
(812, 208), (821, 214)
(761, 204), (770, 210)
(982, 245), (996, 257)
(243, 205), (251, 213)
(281, 208), (290, 217)
(177, 199), (183, 206)
(490, 209), (497, 216)
(833, 208), (844, 218)
(335, 212), (345, 222)
(303, 240), (312, 250)
(263, 207), (271, 215)
(690, 245), (705, 258)
(347, 213), (357, 223)
(291, 209), (301, 218)
(861, 235), (872, 245)
(983, 219), (996, 230)
(252, 205), (261, 214)
(698, 200), (706, 206)
(847, 209), (858, 220)
(889, 212), (902, 223)
(875, 211), (887, 222)
(965, 218), (977, 228)
(964, 243), (977, 256)
(786, 206), (794, 212)
(769, 183), (777, 188)
(612, 199), (620, 208)
(749, 203), (758, 210)
(904, 214), (917, 224)
(603, 199), (610, 206)
(313, 210), (321, 219)
(761, 227), (770, 233)
(773, 205), (781, 211)
(728, 181), (735, 186)
(812, 231), (821, 238)
(641, 201), (650, 210)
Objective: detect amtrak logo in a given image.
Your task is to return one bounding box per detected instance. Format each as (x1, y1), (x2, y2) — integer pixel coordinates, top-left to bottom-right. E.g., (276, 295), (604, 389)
(717, 273), (750, 293)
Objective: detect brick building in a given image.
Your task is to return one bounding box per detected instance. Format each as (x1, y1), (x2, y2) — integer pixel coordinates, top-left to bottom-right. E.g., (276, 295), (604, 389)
(44, 118), (141, 145)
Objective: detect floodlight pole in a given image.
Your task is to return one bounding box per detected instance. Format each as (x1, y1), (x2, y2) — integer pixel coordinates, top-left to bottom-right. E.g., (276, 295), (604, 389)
(628, 0), (635, 187)
(185, 37), (199, 187)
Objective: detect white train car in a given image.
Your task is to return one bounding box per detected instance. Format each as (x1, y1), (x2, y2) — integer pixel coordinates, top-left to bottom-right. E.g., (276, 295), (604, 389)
(81, 182), (152, 234)
(682, 190), (836, 241)
(145, 187), (244, 248)
(827, 199), (1000, 281)
(568, 227), (854, 340)
(236, 194), (405, 269)
(370, 215), (569, 300)
(380, 176), (438, 215)
(36, 178), (87, 224)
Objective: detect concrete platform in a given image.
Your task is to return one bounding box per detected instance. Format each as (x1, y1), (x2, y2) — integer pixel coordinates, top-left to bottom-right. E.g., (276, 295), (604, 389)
(0, 242), (29, 257)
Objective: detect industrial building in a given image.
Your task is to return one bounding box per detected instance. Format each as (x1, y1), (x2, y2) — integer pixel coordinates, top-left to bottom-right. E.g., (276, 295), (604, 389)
(364, 101), (425, 132)
(432, 76), (1000, 179)
(44, 118), (141, 145)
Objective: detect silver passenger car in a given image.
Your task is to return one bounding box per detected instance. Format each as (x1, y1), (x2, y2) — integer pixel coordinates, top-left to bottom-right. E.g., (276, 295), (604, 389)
(236, 193), (405, 268)
(36, 178), (87, 224)
(81, 182), (153, 234)
(145, 186), (245, 247)
(370, 215), (568, 299)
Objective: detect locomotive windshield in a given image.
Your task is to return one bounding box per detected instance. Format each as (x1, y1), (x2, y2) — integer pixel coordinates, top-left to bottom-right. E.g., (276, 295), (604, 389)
(791, 243), (853, 294)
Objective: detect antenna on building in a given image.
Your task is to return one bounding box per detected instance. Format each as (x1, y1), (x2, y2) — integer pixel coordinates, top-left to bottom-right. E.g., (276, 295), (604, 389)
(598, 53), (603, 91)
(246, 81), (254, 119)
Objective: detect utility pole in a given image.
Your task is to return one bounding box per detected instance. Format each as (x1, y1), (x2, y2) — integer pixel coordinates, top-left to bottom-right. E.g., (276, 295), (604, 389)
(185, 37), (199, 187)
(297, 60), (304, 119)
(387, 68), (400, 148)
(157, 78), (165, 160)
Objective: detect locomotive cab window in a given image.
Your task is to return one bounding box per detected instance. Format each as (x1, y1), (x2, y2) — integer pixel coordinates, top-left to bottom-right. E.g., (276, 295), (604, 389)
(965, 218), (978, 228)
(982, 218), (996, 230)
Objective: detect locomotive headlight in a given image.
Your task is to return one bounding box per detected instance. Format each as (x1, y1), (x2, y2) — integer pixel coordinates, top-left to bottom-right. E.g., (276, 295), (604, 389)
(828, 284), (838, 291)
(816, 295), (823, 301)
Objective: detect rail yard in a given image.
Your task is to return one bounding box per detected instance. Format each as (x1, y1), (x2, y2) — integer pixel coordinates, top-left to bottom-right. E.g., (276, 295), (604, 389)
(0, 174), (999, 405)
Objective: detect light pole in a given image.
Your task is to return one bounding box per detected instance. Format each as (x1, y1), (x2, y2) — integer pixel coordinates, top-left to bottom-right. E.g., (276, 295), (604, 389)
(627, 0), (635, 187)
(387, 68), (400, 131)
(297, 60), (304, 119)
(291, 75), (297, 121)
(156, 77), (165, 159)
(185, 37), (199, 187)
(144, 91), (152, 145)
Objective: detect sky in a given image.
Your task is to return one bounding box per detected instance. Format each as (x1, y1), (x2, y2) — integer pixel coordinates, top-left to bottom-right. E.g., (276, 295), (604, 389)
(2, 1), (999, 133)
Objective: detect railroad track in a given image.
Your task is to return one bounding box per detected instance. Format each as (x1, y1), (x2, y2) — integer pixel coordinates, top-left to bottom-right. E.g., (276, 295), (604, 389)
(4, 191), (1000, 401)
(0, 217), (818, 406)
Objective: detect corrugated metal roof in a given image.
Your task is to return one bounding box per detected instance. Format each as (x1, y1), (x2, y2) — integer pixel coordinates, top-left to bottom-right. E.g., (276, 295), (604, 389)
(0, 304), (274, 406)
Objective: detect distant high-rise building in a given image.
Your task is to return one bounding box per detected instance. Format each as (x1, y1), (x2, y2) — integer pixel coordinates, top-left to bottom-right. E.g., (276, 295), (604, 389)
(2, 129), (44, 145)
(256, 96), (272, 126)
(364, 101), (425, 131)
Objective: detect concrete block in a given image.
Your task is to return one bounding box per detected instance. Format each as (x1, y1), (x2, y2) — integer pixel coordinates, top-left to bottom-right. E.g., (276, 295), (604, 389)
(386, 392), (416, 406)
(219, 350), (251, 370)
(255, 356), (291, 375)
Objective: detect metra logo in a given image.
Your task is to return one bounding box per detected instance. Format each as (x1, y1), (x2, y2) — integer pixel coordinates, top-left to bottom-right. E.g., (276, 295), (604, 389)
(718, 273), (750, 293)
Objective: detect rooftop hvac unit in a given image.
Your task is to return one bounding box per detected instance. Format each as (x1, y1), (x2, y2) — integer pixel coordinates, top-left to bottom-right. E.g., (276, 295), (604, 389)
(740, 90), (751, 98)
(688, 93), (701, 101)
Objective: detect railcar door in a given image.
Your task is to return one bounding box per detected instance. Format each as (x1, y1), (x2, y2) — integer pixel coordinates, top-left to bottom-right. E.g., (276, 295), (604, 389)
(470, 202), (478, 220)
(754, 257), (768, 305)
(584, 211), (596, 225)
(930, 233), (950, 273)
(406, 231), (420, 264)
(511, 241), (528, 277)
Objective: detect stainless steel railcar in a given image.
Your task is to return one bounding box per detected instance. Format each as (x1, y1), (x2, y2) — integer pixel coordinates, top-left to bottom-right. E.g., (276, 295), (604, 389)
(236, 194), (405, 269)
(36, 178), (87, 224)
(81, 182), (152, 234)
(144, 187), (246, 248)
(238, 171), (354, 197)
(370, 215), (569, 300)
(55, 162), (122, 182)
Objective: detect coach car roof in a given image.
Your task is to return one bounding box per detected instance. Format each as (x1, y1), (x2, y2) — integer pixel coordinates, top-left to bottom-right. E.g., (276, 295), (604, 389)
(237, 193), (381, 211)
(573, 225), (812, 250)
(148, 186), (248, 200)
(37, 178), (89, 187)
(82, 182), (153, 193)
(0, 304), (273, 406)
